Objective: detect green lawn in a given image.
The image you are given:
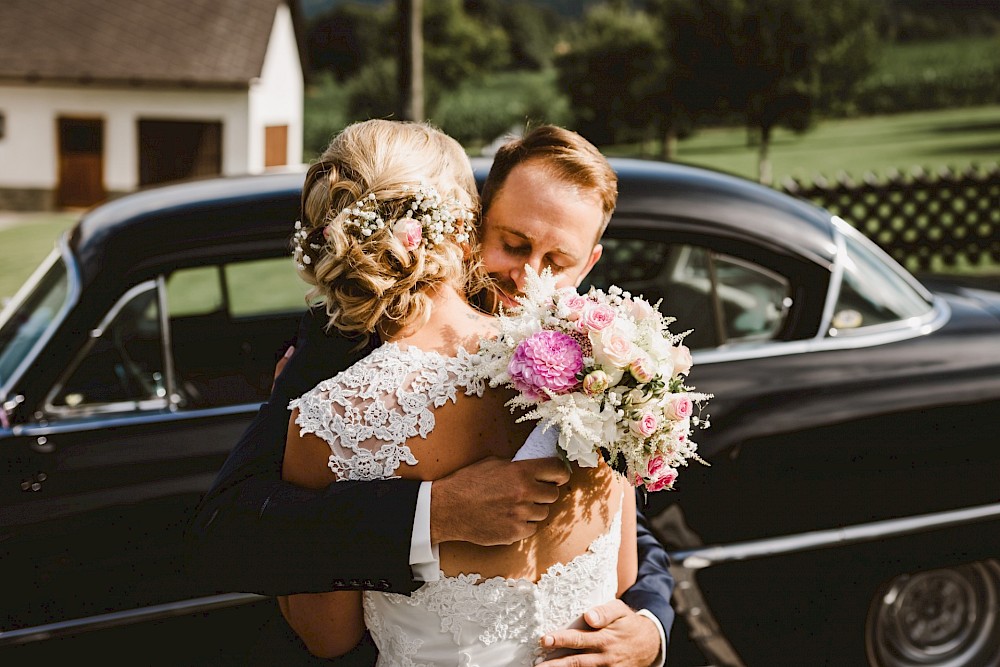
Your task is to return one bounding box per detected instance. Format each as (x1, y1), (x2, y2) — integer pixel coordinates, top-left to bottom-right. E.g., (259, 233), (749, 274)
(609, 104), (1000, 184)
(0, 212), (78, 302)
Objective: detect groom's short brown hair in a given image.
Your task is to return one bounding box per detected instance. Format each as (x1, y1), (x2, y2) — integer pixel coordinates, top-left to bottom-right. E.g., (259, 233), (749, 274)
(481, 125), (618, 236)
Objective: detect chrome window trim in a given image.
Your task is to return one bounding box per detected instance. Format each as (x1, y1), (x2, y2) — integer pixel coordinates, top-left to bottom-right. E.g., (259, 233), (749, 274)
(13, 401), (261, 437)
(832, 215), (935, 304)
(156, 274), (180, 411)
(0, 237), (82, 399)
(815, 222), (846, 340)
(43, 280), (164, 417)
(0, 592), (265, 646)
(670, 500), (1000, 570)
(694, 296), (949, 366)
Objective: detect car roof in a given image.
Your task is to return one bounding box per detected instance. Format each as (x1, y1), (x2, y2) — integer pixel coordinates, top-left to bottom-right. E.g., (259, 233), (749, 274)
(69, 158), (837, 286)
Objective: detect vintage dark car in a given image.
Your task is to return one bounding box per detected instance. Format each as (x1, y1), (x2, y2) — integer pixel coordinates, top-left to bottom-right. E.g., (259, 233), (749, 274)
(1, 159), (998, 666)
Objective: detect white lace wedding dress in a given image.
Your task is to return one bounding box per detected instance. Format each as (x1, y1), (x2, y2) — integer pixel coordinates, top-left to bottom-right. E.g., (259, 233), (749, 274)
(289, 342), (622, 667)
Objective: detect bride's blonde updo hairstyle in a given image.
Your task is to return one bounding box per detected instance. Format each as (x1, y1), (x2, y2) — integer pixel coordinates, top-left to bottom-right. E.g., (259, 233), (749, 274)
(294, 119), (485, 338)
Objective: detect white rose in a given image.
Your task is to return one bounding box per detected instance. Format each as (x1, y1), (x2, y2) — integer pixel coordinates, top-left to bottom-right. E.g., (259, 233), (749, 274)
(590, 326), (636, 371)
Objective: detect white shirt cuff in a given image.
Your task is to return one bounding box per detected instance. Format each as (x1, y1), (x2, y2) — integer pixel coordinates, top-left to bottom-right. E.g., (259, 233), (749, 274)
(636, 608), (667, 667)
(408, 481), (440, 582)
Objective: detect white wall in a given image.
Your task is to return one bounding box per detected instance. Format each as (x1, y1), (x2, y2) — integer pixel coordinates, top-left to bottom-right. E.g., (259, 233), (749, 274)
(249, 2), (304, 172)
(0, 84), (248, 192)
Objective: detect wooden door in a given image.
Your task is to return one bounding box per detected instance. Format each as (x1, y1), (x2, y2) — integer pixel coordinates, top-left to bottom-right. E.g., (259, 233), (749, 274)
(57, 118), (105, 208)
(138, 119), (222, 186)
(264, 124), (288, 168)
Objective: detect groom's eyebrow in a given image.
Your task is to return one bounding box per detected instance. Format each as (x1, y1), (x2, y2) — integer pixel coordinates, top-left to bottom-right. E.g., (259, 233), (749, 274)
(501, 227), (579, 263)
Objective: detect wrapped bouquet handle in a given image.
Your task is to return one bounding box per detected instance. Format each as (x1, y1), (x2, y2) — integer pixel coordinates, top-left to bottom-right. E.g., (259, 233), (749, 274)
(512, 421), (561, 461)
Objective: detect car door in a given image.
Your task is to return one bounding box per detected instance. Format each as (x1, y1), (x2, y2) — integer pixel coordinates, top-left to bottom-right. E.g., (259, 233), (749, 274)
(0, 279), (262, 631)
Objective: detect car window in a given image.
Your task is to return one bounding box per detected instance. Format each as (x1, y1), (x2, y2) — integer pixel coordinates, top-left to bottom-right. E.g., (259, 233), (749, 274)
(49, 284), (166, 412)
(0, 254), (70, 387)
(167, 257), (306, 409)
(167, 265), (223, 317)
(828, 231), (933, 335)
(225, 257), (310, 317)
(589, 237), (790, 350)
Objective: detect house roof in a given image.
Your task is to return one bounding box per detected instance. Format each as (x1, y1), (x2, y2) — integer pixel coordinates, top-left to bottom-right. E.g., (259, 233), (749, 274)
(0, 0), (298, 88)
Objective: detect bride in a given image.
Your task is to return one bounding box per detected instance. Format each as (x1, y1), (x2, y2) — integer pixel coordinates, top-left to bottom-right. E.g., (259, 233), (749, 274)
(278, 119), (637, 666)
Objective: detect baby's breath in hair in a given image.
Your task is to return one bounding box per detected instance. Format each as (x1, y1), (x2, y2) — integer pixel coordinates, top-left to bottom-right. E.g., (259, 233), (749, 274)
(292, 183), (471, 270)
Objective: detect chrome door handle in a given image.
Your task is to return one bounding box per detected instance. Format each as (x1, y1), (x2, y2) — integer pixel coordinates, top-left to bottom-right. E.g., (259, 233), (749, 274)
(30, 436), (55, 454)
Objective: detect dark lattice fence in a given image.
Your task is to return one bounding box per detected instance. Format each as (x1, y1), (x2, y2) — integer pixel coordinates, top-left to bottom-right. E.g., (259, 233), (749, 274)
(781, 163), (1000, 271)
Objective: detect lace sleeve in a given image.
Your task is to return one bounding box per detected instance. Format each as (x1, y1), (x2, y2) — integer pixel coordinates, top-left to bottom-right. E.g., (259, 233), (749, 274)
(287, 344), (485, 482)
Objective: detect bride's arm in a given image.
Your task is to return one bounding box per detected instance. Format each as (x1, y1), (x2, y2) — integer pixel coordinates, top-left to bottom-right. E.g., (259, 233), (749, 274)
(276, 409), (365, 659)
(617, 479), (639, 597)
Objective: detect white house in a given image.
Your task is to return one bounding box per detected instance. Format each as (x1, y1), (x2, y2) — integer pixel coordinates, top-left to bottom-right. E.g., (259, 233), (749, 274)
(0, 0), (305, 211)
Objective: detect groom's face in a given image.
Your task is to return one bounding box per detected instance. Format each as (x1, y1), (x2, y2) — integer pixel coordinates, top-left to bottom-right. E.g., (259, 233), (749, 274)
(480, 161), (605, 311)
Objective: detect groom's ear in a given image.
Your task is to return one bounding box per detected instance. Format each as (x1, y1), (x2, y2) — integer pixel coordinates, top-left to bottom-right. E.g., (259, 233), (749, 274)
(575, 243), (603, 287)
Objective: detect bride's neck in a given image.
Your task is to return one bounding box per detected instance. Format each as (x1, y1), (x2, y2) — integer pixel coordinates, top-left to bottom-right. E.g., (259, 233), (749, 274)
(378, 284), (487, 352)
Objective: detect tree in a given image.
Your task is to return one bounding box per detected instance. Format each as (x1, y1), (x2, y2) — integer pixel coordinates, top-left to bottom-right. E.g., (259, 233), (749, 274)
(554, 2), (666, 145)
(732, 0), (881, 184)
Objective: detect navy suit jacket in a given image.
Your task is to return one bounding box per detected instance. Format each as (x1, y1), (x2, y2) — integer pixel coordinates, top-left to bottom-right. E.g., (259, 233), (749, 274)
(187, 309), (675, 662)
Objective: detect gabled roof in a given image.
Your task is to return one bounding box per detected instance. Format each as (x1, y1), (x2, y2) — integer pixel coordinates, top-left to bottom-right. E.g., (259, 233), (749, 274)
(0, 0), (298, 89)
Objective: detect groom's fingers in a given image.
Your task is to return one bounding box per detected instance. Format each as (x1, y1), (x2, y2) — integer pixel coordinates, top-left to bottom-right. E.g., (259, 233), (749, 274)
(523, 457), (572, 487)
(431, 457), (569, 546)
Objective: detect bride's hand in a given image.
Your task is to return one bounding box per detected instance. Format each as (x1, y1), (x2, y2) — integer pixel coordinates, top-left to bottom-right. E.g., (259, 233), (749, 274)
(430, 457), (570, 546)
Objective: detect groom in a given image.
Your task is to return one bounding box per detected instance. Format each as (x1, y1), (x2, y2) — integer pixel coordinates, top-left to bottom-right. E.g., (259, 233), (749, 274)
(187, 125), (674, 667)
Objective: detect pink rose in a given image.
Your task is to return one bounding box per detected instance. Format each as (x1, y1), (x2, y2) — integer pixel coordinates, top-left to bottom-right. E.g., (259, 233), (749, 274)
(630, 411), (659, 438)
(643, 456), (678, 491)
(646, 467), (678, 492)
(592, 328), (634, 371)
(582, 370), (611, 396)
(627, 297), (656, 322)
(663, 394), (693, 421)
(671, 344), (693, 376)
(629, 353), (656, 384)
(393, 218), (422, 251)
(558, 292), (588, 321)
(578, 303), (616, 332)
(508, 330), (583, 401)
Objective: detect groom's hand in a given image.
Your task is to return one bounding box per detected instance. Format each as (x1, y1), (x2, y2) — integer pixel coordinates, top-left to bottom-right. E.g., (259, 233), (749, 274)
(430, 457), (570, 546)
(538, 600), (662, 667)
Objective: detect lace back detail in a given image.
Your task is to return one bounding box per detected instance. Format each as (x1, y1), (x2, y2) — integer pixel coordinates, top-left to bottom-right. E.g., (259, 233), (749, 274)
(364, 505), (623, 667)
(289, 343), (486, 480)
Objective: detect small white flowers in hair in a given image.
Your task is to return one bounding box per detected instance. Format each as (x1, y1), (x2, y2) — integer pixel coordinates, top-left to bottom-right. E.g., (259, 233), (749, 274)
(341, 184), (470, 250)
(292, 220), (311, 270)
(291, 183), (471, 270)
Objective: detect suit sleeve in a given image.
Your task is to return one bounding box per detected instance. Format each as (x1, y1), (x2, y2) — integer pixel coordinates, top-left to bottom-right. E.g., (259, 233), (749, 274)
(621, 497), (676, 647)
(186, 310), (422, 597)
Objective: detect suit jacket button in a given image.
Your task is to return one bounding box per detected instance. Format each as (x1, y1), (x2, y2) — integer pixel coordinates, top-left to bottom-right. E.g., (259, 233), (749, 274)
(378, 580), (391, 591)
(349, 579), (361, 588)
(332, 579), (345, 588)
(363, 579), (375, 588)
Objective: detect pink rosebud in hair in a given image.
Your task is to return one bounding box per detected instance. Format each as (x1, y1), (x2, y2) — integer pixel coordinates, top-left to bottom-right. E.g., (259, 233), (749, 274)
(394, 217), (422, 251)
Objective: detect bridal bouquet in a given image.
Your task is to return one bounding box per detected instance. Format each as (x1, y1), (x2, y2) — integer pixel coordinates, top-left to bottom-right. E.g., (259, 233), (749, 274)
(476, 268), (711, 493)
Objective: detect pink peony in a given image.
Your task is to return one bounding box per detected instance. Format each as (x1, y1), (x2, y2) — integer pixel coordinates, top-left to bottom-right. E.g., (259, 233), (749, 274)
(508, 330), (583, 400)
(663, 394), (693, 421)
(578, 303), (616, 332)
(393, 218), (422, 251)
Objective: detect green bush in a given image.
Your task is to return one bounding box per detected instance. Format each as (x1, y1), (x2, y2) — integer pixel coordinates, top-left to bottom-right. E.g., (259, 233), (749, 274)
(302, 71), (350, 160)
(836, 37), (1000, 117)
(429, 69), (571, 148)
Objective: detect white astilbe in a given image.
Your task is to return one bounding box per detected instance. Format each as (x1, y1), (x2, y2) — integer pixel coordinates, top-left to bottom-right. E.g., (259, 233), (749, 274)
(475, 266), (712, 492)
